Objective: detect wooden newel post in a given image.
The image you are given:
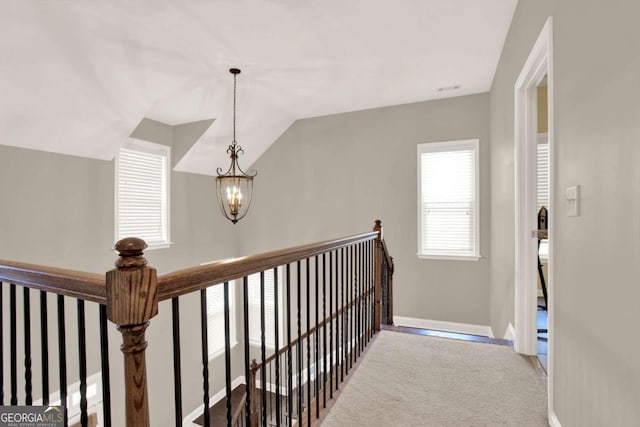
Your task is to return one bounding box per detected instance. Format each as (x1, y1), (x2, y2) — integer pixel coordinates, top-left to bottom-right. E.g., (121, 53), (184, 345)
(106, 238), (158, 427)
(249, 359), (259, 427)
(373, 220), (383, 331)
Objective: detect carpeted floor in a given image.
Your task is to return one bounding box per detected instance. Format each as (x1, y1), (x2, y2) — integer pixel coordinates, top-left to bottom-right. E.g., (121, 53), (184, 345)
(321, 330), (547, 427)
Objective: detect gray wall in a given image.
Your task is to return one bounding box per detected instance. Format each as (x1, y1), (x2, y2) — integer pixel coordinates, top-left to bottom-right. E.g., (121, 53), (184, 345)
(238, 94), (492, 328)
(489, 0), (640, 424)
(0, 142), (240, 426)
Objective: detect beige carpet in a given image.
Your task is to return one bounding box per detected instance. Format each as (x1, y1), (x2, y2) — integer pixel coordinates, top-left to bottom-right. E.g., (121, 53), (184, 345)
(321, 331), (547, 427)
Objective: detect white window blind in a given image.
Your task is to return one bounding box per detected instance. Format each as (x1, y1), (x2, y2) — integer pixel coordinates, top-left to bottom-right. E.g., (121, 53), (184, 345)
(206, 283), (236, 358)
(418, 139), (479, 259)
(115, 141), (170, 249)
(248, 269), (283, 348)
(537, 134), (550, 212)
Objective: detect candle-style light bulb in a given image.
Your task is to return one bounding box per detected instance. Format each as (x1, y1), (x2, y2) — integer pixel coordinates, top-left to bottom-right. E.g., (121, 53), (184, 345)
(227, 185), (242, 216)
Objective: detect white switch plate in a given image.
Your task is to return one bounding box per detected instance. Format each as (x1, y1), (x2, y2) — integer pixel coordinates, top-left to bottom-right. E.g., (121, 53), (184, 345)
(566, 185), (579, 217)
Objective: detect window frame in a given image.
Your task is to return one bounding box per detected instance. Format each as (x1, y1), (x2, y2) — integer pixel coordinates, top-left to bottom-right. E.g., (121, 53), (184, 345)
(114, 138), (171, 250)
(417, 138), (480, 261)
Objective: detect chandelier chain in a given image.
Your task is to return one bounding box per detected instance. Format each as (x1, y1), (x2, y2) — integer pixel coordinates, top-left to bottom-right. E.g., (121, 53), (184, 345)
(232, 72), (237, 145)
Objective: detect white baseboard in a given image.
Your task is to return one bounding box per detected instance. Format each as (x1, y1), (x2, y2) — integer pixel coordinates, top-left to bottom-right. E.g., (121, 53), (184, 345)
(549, 411), (562, 427)
(183, 376), (246, 426)
(393, 316), (494, 338)
(503, 322), (516, 340)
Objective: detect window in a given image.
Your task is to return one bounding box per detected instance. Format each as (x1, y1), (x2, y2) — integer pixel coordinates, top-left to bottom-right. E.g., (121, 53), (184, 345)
(206, 283), (237, 358)
(418, 139), (480, 260)
(248, 268), (284, 348)
(537, 133), (549, 212)
(115, 139), (170, 249)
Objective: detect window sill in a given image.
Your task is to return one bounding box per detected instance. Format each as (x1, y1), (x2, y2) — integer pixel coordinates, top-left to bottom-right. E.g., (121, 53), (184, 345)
(145, 242), (173, 250)
(208, 341), (238, 361)
(417, 254), (482, 261)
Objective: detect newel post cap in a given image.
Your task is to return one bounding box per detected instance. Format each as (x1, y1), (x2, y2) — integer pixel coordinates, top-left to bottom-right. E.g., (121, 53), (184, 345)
(373, 219), (382, 239)
(114, 238), (148, 269)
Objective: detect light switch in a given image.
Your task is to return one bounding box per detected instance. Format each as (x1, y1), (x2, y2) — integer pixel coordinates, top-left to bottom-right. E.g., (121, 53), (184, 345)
(566, 185), (579, 217)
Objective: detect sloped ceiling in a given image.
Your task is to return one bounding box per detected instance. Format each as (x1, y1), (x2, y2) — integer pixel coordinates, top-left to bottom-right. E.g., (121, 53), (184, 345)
(0, 0), (517, 175)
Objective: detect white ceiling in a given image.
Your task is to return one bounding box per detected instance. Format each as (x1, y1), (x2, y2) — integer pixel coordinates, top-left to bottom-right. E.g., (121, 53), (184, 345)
(1, 0), (517, 175)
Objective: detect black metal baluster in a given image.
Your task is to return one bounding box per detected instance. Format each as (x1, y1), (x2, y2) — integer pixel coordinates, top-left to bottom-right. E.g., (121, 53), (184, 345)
(322, 253), (327, 409)
(354, 244), (358, 363)
(296, 261), (302, 425)
(345, 246), (349, 368)
(259, 272), (267, 427)
(223, 291), (239, 425)
(341, 247), (346, 380)
(349, 245), (353, 370)
(77, 300), (88, 427)
(334, 249), (342, 390)
(99, 305), (111, 427)
(24, 287), (33, 405)
(357, 243), (362, 357)
(371, 240), (374, 339)
(286, 264), (293, 427)
(370, 240), (375, 338)
(200, 289), (210, 427)
(10, 284), (17, 406)
(371, 240), (374, 338)
(243, 277), (251, 427)
(363, 241), (367, 344)
(39, 291), (49, 405)
(367, 240), (371, 340)
(273, 268), (281, 427)
(171, 297), (183, 427)
(365, 240), (370, 343)
(353, 244), (358, 362)
(362, 242), (367, 348)
(329, 251), (334, 399)
(345, 247), (350, 372)
(57, 295), (67, 426)
(283, 353), (288, 426)
(306, 258), (311, 427)
(268, 360), (272, 425)
(366, 240), (371, 340)
(314, 255), (320, 419)
(340, 248), (347, 381)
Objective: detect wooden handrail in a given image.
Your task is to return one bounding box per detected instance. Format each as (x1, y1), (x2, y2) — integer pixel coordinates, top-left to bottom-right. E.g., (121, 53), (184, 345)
(255, 288), (374, 369)
(157, 231), (379, 301)
(381, 239), (394, 273)
(0, 259), (106, 304)
(0, 231), (380, 305)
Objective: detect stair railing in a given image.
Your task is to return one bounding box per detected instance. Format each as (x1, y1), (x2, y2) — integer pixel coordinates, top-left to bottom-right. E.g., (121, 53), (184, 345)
(0, 220), (394, 427)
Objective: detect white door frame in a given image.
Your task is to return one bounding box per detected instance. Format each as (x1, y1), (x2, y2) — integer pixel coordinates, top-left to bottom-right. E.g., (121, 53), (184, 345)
(514, 15), (555, 422)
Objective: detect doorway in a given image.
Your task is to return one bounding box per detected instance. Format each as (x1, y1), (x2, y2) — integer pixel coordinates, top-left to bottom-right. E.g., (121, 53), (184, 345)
(535, 77), (549, 372)
(514, 15), (554, 422)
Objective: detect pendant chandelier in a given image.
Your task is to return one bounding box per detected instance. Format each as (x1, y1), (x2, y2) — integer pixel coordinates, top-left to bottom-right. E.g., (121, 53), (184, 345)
(216, 68), (257, 224)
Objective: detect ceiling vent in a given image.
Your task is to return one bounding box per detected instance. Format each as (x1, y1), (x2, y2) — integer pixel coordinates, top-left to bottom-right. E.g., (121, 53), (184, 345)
(437, 85), (461, 92)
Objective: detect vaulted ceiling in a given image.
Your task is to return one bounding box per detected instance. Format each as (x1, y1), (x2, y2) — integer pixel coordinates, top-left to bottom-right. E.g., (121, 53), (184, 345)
(1, 0), (517, 175)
